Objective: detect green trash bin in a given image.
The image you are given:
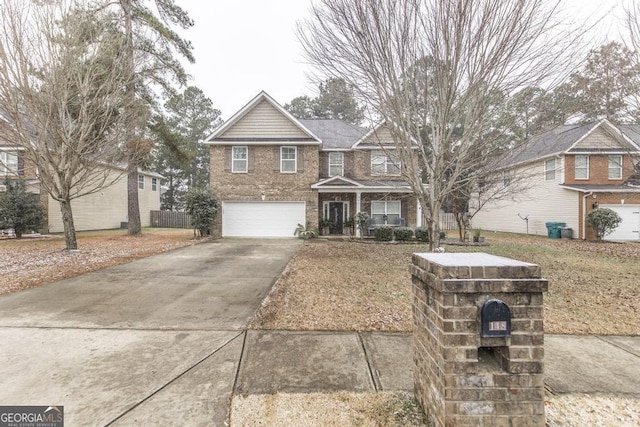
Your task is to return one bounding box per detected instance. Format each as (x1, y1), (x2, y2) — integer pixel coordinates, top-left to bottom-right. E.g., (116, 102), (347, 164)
(545, 222), (566, 239)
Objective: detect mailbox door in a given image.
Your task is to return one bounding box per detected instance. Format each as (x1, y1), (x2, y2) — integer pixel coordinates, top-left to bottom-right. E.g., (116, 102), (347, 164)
(481, 299), (511, 337)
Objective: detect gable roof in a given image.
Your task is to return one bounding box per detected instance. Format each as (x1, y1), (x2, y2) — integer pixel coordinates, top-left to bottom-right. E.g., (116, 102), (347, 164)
(353, 121), (396, 148)
(297, 119), (367, 150)
(506, 119), (640, 167)
(204, 91), (321, 145)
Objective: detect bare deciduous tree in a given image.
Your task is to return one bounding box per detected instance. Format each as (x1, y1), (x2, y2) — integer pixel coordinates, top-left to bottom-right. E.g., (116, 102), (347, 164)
(0, 0), (138, 250)
(299, 0), (586, 248)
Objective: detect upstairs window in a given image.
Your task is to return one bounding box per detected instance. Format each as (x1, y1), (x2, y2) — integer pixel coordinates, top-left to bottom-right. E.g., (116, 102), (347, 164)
(503, 169), (511, 186)
(151, 178), (157, 191)
(232, 146), (248, 173)
(574, 155), (589, 180)
(608, 155), (623, 180)
(0, 151), (18, 175)
(281, 146), (297, 173)
(138, 174), (145, 190)
(371, 150), (400, 175)
(328, 152), (344, 176)
(544, 158), (556, 181)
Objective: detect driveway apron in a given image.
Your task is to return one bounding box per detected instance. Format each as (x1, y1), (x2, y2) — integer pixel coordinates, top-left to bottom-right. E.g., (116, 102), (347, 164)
(0, 239), (301, 426)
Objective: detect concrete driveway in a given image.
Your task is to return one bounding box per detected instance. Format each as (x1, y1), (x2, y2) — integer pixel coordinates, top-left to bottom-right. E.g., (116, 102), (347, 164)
(0, 239), (301, 426)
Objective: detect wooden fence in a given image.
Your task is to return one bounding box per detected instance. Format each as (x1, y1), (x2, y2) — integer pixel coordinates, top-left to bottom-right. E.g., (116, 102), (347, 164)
(439, 212), (457, 231)
(150, 210), (192, 229)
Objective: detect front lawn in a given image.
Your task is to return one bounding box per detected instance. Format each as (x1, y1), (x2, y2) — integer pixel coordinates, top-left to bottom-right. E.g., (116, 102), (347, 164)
(0, 228), (196, 295)
(251, 232), (640, 335)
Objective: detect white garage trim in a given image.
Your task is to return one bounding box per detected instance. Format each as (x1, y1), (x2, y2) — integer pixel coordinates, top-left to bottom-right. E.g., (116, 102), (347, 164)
(601, 205), (640, 241)
(222, 201), (306, 237)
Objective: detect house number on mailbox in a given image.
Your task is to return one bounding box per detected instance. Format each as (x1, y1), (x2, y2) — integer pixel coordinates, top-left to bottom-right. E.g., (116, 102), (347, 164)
(481, 299), (511, 337)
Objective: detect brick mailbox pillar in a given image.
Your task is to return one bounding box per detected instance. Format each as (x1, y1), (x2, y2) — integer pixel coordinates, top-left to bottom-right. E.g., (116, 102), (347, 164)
(411, 252), (548, 427)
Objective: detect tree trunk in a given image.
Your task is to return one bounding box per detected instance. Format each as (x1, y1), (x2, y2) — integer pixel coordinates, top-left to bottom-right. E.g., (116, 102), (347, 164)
(122, 0), (141, 236)
(59, 198), (78, 250)
(127, 168), (141, 235)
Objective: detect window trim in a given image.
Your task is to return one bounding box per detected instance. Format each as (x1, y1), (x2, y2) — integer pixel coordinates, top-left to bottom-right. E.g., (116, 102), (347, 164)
(608, 155), (623, 180)
(232, 146), (248, 173)
(574, 155), (589, 180)
(0, 151), (18, 175)
(280, 146), (297, 173)
(371, 150), (400, 176)
(138, 174), (145, 190)
(151, 178), (157, 191)
(544, 158), (556, 181)
(328, 152), (344, 176)
(371, 200), (402, 225)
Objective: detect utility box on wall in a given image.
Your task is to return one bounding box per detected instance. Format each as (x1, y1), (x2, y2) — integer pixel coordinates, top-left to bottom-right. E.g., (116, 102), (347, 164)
(411, 252), (548, 427)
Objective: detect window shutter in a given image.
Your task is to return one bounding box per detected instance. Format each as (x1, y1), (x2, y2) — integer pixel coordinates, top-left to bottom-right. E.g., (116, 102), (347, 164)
(366, 152), (371, 176)
(273, 146), (280, 172)
(224, 146), (231, 172)
(17, 151), (24, 176)
(248, 147), (255, 173)
(297, 146), (304, 173)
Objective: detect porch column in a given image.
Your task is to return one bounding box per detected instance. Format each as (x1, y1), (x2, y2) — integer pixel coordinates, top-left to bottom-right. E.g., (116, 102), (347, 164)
(356, 190), (362, 237)
(416, 199), (422, 227)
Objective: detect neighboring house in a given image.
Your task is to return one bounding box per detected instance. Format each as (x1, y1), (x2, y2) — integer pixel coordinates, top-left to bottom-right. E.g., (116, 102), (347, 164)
(205, 91), (421, 237)
(46, 168), (163, 233)
(472, 119), (640, 241)
(1, 112), (162, 233)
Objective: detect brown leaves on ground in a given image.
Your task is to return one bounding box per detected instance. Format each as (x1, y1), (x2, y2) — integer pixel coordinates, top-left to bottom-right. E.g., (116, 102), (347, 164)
(231, 391), (427, 427)
(545, 392), (640, 426)
(0, 228), (197, 296)
(252, 233), (640, 335)
(252, 240), (418, 332)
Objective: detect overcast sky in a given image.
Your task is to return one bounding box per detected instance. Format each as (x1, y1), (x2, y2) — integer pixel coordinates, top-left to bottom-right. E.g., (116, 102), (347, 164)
(178, 0), (627, 120)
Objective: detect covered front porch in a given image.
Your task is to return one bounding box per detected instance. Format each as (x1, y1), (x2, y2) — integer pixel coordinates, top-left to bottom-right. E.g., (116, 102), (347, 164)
(312, 176), (421, 236)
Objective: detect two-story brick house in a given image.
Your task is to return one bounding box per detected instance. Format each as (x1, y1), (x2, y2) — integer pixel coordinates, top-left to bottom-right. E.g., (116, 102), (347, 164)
(206, 91), (420, 237)
(472, 119), (640, 240)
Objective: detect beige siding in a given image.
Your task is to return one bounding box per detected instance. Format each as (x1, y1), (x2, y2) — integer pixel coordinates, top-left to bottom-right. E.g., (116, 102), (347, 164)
(220, 100), (310, 139)
(138, 175), (162, 226)
(573, 126), (626, 150)
(472, 160), (579, 236)
(363, 126), (395, 145)
(48, 171), (161, 233)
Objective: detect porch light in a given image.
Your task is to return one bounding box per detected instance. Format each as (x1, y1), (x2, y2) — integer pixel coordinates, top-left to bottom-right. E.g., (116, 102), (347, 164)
(592, 201), (599, 209)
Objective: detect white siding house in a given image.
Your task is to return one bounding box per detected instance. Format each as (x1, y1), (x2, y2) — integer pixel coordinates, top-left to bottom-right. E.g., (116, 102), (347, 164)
(471, 120), (640, 240)
(47, 169), (162, 233)
(473, 160), (579, 235)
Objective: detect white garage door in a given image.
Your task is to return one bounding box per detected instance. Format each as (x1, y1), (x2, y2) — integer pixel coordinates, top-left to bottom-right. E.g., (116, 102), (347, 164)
(222, 201), (306, 237)
(604, 205), (640, 241)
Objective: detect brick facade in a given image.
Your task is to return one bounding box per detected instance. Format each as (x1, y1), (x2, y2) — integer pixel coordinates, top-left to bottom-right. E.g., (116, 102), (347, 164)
(210, 145), (320, 235)
(564, 154), (637, 185)
(411, 253), (548, 427)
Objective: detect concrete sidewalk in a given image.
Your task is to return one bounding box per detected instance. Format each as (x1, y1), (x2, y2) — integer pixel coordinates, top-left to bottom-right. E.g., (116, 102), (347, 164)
(235, 331), (640, 397)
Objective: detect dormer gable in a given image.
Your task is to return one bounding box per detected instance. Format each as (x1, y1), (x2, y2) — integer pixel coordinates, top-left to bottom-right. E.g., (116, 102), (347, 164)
(204, 91), (321, 145)
(567, 119), (640, 154)
(352, 121), (396, 149)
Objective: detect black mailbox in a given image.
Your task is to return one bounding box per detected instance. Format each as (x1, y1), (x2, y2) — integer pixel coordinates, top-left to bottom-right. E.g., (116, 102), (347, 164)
(481, 299), (511, 337)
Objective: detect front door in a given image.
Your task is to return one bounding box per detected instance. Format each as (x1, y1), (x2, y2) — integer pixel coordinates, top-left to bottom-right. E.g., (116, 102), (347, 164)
(328, 202), (344, 234)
